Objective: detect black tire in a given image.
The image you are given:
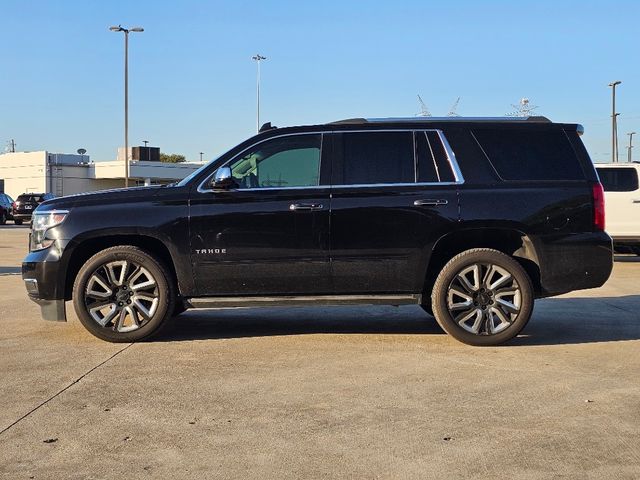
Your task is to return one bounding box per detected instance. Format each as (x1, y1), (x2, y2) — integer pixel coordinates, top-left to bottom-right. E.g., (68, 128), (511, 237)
(0, 211), (6, 225)
(73, 246), (176, 342)
(431, 248), (534, 346)
(14, 219), (23, 225)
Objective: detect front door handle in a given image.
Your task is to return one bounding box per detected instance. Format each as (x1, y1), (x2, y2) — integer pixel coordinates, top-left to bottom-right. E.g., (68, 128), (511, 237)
(289, 203), (324, 211)
(414, 199), (448, 206)
(632, 199), (640, 204)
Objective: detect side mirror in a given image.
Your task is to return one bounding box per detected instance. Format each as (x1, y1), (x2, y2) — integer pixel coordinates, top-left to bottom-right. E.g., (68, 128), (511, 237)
(211, 167), (235, 190)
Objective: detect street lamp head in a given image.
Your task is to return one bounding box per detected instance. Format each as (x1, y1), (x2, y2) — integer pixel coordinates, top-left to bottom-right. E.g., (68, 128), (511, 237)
(109, 25), (123, 32)
(252, 54), (266, 61)
(608, 81), (622, 87)
(130, 27), (144, 32)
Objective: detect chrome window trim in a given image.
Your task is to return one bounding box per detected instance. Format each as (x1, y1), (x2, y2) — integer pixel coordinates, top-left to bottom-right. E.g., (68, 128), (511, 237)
(436, 130), (464, 183)
(197, 128), (464, 193)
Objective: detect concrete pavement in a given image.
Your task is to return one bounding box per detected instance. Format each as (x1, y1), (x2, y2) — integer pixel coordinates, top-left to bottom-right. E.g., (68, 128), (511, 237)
(0, 225), (639, 479)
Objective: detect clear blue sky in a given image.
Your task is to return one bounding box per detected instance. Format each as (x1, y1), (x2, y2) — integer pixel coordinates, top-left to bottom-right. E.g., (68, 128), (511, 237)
(1, 0), (638, 162)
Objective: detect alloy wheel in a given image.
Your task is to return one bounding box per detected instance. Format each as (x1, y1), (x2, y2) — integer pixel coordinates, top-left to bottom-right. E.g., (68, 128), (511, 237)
(84, 260), (159, 332)
(446, 263), (521, 335)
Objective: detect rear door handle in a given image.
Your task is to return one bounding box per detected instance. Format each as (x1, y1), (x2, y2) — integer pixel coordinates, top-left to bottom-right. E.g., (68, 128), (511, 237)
(289, 203), (324, 211)
(632, 199), (640, 204)
(414, 199), (448, 206)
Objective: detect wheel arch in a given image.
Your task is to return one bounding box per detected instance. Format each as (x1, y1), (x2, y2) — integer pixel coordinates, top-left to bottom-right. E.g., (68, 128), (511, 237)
(63, 234), (186, 301)
(424, 227), (541, 300)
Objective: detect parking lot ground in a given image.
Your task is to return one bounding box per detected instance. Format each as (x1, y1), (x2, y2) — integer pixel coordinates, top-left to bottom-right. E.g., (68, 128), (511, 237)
(0, 225), (639, 479)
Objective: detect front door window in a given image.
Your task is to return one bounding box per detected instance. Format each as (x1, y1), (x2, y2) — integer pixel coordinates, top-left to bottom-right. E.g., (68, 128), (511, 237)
(228, 134), (321, 189)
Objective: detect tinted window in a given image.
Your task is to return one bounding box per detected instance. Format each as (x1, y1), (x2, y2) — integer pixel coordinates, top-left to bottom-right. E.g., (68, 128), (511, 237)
(415, 131), (455, 182)
(18, 195), (44, 202)
(229, 134), (321, 189)
(336, 132), (414, 185)
(597, 167), (639, 192)
(473, 128), (584, 181)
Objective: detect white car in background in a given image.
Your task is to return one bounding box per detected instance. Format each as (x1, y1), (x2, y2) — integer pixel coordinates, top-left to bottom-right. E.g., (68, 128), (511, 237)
(595, 162), (640, 255)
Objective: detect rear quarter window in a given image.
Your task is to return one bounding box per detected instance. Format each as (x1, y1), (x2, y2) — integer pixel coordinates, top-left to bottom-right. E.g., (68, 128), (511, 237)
(596, 167), (639, 192)
(472, 128), (584, 181)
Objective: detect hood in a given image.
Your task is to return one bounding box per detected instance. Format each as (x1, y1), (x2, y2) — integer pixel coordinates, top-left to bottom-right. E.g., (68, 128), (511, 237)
(35, 185), (173, 212)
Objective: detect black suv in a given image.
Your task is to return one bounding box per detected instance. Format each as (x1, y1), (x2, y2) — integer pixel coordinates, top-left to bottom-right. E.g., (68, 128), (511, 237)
(22, 117), (613, 345)
(13, 193), (55, 225)
(0, 193), (15, 224)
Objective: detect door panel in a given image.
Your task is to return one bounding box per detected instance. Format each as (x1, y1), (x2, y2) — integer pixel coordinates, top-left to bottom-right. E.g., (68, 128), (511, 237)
(190, 189), (330, 295)
(327, 130), (460, 294)
(330, 185), (458, 293)
(189, 133), (331, 296)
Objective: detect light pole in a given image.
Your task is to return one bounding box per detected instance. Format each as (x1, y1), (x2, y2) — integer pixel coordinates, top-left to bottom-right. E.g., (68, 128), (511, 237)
(110, 25), (144, 187)
(627, 132), (636, 163)
(252, 54), (266, 133)
(143, 139), (149, 161)
(608, 81), (622, 163)
(199, 152), (204, 162)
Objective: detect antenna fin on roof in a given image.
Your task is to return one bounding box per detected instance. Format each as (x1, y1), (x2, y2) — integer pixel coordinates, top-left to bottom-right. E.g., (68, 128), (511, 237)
(259, 122), (277, 132)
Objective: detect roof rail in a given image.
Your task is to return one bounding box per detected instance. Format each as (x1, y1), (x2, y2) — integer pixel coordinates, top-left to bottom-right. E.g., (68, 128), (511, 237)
(330, 116), (552, 125)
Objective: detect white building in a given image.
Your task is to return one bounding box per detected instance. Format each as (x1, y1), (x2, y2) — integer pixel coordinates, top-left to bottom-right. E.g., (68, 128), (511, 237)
(0, 151), (205, 199)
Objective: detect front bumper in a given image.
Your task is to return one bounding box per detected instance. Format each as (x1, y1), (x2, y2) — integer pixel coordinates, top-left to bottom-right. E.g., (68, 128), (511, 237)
(22, 243), (69, 322)
(536, 231), (613, 297)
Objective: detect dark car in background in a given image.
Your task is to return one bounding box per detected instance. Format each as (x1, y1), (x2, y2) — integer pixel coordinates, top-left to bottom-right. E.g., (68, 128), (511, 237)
(13, 193), (54, 225)
(0, 193), (15, 224)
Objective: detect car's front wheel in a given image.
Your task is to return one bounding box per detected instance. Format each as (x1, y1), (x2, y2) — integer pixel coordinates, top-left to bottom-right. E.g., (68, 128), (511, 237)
(431, 248), (534, 346)
(73, 246), (175, 342)
(14, 219), (23, 225)
(0, 211), (6, 225)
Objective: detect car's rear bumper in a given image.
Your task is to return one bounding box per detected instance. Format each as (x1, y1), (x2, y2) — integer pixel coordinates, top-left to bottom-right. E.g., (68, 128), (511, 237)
(13, 213), (33, 221)
(22, 246), (68, 322)
(536, 231), (613, 297)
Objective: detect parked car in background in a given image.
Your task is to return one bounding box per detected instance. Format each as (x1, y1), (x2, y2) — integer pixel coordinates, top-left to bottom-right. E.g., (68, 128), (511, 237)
(0, 193), (15, 224)
(595, 162), (640, 255)
(22, 116), (613, 346)
(13, 193), (55, 225)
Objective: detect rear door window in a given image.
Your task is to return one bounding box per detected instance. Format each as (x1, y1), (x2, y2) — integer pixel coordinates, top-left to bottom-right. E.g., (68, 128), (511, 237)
(597, 167), (639, 192)
(333, 131), (415, 185)
(415, 131), (456, 182)
(472, 128), (584, 181)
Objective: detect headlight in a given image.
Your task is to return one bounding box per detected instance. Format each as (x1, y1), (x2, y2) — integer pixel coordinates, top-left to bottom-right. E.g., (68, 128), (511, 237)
(30, 210), (68, 251)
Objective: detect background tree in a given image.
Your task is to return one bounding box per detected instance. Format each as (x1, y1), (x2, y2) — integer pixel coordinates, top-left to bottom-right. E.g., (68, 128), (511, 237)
(160, 153), (186, 163)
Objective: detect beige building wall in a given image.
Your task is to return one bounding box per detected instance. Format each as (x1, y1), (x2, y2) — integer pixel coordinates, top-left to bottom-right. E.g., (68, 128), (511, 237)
(0, 151), (47, 199)
(0, 151), (204, 200)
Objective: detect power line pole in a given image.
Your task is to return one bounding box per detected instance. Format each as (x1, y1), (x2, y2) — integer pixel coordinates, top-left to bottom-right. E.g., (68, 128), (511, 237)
(627, 132), (636, 163)
(252, 54), (267, 133)
(8, 139), (16, 152)
(608, 81), (622, 163)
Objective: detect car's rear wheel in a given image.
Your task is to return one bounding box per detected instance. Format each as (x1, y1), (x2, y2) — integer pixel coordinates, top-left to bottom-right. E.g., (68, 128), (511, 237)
(14, 219), (23, 225)
(0, 211), (6, 225)
(431, 248), (534, 346)
(73, 246), (175, 342)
